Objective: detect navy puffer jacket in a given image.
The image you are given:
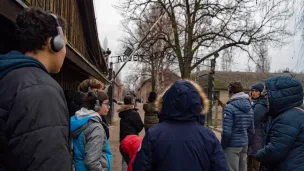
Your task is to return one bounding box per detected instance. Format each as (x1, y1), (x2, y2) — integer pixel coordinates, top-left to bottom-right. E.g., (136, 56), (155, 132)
(248, 97), (268, 156)
(256, 76), (304, 171)
(133, 80), (229, 171)
(221, 92), (254, 149)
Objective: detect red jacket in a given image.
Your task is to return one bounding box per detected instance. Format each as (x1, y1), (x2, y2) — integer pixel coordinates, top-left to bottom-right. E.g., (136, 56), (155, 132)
(120, 135), (143, 171)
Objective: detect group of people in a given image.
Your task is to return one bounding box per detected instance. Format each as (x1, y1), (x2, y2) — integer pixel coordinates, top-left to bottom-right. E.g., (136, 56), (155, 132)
(221, 78), (304, 171)
(1, 7), (304, 171)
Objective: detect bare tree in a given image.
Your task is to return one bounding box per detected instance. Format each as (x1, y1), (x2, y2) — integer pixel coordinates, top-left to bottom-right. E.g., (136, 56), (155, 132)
(221, 48), (233, 71)
(119, 4), (176, 93)
(117, 0), (294, 78)
(254, 41), (271, 73)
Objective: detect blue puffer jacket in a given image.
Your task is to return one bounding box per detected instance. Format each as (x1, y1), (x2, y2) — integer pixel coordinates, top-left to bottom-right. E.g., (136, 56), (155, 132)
(256, 76), (304, 171)
(133, 80), (229, 171)
(221, 92), (254, 149)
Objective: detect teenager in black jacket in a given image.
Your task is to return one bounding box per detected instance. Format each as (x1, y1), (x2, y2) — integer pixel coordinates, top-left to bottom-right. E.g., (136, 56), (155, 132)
(118, 95), (144, 171)
(118, 95), (144, 142)
(0, 8), (70, 171)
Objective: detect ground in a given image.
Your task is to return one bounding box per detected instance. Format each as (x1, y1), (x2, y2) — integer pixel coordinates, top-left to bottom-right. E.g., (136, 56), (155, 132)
(109, 103), (221, 171)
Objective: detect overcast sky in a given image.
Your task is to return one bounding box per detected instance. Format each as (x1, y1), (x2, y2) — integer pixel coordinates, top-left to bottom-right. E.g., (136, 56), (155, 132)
(93, 0), (304, 76)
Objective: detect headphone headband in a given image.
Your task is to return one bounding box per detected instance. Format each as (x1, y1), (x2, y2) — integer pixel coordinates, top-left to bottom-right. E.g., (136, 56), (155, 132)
(87, 79), (100, 112)
(48, 12), (64, 52)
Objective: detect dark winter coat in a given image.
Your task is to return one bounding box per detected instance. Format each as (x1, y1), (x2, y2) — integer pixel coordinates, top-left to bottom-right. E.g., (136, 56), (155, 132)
(118, 105), (144, 142)
(256, 76), (304, 171)
(221, 92), (254, 149)
(143, 103), (159, 129)
(0, 51), (71, 170)
(133, 80), (229, 171)
(248, 97), (268, 156)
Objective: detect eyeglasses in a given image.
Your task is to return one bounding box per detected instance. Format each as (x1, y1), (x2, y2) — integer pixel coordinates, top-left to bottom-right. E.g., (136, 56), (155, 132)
(103, 102), (110, 107)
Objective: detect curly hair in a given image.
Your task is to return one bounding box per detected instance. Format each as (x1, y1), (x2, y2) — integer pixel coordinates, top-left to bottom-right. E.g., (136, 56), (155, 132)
(78, 79), (105, 93)
(15, 8), (66, 53)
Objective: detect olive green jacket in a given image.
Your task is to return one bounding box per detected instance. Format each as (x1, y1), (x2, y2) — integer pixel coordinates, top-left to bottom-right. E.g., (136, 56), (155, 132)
(143, 103), (159, 129)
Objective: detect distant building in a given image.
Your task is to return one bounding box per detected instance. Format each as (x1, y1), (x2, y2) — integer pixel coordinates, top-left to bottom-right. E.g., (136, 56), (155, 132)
(137, 70), (181, 102)
(197, 71), (304, 103)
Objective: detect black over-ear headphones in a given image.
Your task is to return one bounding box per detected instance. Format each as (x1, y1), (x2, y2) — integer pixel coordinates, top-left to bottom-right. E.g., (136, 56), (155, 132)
(87, 80), (101, 112)
(49, 13), (65, 52)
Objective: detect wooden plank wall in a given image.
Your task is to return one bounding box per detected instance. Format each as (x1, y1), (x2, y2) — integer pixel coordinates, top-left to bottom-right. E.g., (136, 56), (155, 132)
(29, 0), (90, 62)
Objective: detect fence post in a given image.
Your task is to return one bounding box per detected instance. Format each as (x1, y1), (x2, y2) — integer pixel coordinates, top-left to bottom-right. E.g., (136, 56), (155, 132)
(214, 100), (218, 128)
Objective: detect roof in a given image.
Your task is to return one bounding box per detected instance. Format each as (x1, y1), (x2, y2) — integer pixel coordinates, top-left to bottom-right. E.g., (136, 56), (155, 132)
(77, 0), (108, 73)
(196, 71), (304, 90)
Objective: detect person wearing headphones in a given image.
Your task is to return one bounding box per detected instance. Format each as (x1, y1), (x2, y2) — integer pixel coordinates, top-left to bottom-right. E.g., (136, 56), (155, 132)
(0, 8), (70, 170)
(70, 90), (112, 171)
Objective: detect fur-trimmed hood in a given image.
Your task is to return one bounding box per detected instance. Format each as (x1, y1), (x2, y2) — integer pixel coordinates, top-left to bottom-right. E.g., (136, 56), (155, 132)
(118, 105), (139, 120)
(117, 105), (135, 113)
(155, 80), (209, 121)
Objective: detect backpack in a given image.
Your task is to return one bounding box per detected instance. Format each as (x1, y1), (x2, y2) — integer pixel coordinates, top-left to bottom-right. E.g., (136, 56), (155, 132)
(70, 117), (112, 171)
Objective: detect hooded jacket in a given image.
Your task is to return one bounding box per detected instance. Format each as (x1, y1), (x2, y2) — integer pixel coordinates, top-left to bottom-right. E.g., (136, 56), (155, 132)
(256, 76), (304, 171)
(133, 80), (229, 171)
(143, 102), (159, 129)
(120, 135), (143, 171)
(0, 51), (71, 170)
(118, 105), (144, 142)
(221, 92), (254, 149)
(248, 97), (268, 156)
(70, 108), (112, 171)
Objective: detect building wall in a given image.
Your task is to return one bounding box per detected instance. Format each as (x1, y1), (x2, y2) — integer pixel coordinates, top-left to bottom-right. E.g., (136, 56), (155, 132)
(138, 72), (180, 102)
(28, 0), (88, 59)
(114, 85), (123, 101)
(138, 82), (152, 102)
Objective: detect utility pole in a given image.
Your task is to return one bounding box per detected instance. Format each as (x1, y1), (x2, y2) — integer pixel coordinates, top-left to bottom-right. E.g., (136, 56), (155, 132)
(207, 53), (218, 126)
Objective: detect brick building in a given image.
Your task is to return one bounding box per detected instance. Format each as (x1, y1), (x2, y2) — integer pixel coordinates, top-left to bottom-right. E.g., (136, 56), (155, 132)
(137, 70), (180, 102)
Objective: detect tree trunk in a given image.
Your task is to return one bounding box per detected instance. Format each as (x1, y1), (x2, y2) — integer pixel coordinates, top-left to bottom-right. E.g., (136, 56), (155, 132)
(151, 61), (156, 92)
(180, 61), (191, 79)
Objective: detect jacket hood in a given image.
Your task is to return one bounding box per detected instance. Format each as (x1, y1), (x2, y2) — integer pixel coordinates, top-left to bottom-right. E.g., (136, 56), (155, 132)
(70, 115), (93, 133)
(118, 105), (136, 118)
(157, 80), (209, 121)
(75, 107), (101, 120)
(120, 135), (143, 156)
(229, 92), (252, 113)
(0, 51), (48, 80)
(265, 76), (303, 114)
(71, 107), (102, 133)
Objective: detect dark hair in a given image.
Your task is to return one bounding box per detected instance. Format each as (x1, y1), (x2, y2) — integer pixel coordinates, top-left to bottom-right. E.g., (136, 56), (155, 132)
(124, 95), (134, 105)
(78, 79), (105, 93)
(148, 92), (157, 103)
(84, 91), (108, 110)
(228, 82), (243, 94)
(15, 8), (66, 53)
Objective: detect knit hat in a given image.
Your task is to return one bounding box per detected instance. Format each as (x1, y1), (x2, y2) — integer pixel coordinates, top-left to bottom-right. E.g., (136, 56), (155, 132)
(251, 83), (264, 92)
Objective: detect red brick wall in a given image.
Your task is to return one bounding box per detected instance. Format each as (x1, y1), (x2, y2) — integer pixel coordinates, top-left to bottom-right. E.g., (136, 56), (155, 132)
(138, 72), (180, 102)
(114, 85), (123, 101)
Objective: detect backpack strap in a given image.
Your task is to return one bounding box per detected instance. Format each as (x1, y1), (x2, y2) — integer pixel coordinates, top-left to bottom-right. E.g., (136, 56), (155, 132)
(71, 122), (91, 138)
